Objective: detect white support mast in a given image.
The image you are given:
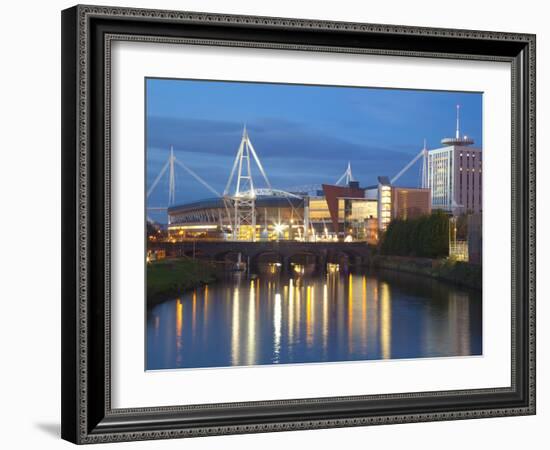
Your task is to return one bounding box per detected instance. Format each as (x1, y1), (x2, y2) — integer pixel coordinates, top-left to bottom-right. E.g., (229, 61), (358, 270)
(147, 145), (223, 223)
(223, 126), (271, 241)
(335, 161), (354, 185)
(168, 146), (176, 206)
(147, 160), (169, 199)
(389, 140), (430, 188)
(147, 128), (289, 231)
(421, 139), (429, 189)
(174, 159), (221, 197)
(235, 126), (256, 241)
(246, 137), (272, 189)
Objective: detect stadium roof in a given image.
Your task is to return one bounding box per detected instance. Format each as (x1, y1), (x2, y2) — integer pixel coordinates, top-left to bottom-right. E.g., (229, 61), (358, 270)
(168, 196), (305, 215)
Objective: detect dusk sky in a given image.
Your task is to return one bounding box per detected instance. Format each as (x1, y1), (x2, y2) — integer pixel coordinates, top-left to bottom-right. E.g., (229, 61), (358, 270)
(146, 78), (482, 222)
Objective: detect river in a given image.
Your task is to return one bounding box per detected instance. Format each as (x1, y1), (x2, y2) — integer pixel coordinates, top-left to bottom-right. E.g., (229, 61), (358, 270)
(146, 265), (482, 370)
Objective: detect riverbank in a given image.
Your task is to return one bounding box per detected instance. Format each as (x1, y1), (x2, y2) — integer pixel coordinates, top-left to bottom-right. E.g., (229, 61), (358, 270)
(372, 255), (481, 290)
(147, 258), (222, 306)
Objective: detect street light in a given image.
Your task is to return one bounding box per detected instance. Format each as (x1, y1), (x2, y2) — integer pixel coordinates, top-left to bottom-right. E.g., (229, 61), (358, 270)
(274, 223), (285, 235)
(274, 222), (285, 242)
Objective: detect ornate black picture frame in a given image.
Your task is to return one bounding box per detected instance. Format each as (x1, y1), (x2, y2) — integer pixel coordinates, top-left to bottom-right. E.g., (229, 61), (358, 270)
(61, 4), (536, 444)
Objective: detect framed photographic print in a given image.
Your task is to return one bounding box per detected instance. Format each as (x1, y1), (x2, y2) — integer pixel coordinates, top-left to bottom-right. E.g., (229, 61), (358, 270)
(61, 5), (536, 444)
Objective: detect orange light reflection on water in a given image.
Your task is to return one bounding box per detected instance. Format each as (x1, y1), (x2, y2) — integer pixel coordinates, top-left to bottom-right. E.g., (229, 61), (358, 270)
(149, 262), (482, 372)
(247, 280), (256, 365)
(176, 298), (183, 338)
(380, 282), (391, 359)
(348, 273), (353, 353)
(306, 286), (312, 347)
(231, 287), (240, 366)
(273, 293), (282, 360)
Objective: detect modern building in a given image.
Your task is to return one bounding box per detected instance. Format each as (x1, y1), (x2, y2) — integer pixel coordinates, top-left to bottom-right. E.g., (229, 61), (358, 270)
(167, 196), (305, 241)
(159, 126), (436, 244)
(392, 186), (433, 221)
(376, 176), (392, 232)
(322, 181), (379, 241)
(167, 177), (431, 244)
(365, 176), (432, 233)
(426, 105), (482, 214)
(152, 105), (482, 247)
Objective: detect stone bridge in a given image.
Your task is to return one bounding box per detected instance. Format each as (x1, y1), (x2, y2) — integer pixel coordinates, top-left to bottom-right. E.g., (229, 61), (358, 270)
(149, 240), (374, 270)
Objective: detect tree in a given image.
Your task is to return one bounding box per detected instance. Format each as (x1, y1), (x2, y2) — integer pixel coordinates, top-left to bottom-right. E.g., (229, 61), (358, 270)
(381, 211), (449, 258)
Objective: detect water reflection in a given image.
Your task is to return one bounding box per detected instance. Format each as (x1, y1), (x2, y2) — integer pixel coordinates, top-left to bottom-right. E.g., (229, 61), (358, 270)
(147, 267), (482, 370)
(274, 293), (282, 361)
(247, 280), (256, 366)
(380, 282), (391, 359)
(231, 287), (239, 366)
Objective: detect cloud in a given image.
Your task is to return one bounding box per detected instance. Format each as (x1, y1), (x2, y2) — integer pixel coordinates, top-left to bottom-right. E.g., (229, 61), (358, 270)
(147, 115), (416, 161)
(146, 115), (425, 205)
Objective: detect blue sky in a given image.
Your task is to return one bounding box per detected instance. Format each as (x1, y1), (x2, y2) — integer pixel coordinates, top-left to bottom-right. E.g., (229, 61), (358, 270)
(146, 78), (482, 221)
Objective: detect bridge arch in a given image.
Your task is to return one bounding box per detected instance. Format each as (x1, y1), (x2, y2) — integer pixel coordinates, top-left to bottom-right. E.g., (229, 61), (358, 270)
(150, 241), (373, 268)
(250, 251), (283, 275)
(214, 250), (249, 267)
(252, 251), (283, 264)
(319, 248), (367, 272)
(287, 251), (317, 265)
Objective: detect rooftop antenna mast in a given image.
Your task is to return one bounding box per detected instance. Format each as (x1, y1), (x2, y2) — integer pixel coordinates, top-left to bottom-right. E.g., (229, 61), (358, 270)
(456, 104), (461, 139)
(441, 104), (474, 147)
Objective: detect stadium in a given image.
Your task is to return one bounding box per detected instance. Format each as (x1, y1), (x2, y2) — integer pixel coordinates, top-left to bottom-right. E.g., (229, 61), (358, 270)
(145, 106), (481, 245)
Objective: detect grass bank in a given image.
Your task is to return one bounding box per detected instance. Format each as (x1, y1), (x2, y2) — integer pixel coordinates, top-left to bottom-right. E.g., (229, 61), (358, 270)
(372, 255), (481, 290)
(147, 258), (221, 306)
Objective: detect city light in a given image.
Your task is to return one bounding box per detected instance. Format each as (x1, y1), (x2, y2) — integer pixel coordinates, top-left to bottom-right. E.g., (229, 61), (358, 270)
(273, 222), (285, 235)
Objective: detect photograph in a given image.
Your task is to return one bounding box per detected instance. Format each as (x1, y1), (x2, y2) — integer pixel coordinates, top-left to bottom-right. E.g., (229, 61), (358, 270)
(54, 3), (536, 445)
(145, 78), (483, 371)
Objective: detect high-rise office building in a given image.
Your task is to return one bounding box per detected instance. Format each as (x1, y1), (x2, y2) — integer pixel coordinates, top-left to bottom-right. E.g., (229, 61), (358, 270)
(426, 105), (482, 214)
